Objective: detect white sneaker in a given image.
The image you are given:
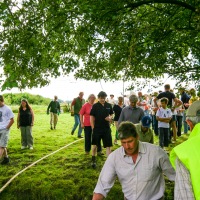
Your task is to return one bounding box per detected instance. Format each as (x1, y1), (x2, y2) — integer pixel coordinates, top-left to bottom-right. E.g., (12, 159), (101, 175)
(29, 146), (33, 150)
(21, 146), (26, 149)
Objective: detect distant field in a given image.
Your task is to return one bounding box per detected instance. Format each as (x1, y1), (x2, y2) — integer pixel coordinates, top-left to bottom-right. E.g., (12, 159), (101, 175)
(0, 105), (188, 199)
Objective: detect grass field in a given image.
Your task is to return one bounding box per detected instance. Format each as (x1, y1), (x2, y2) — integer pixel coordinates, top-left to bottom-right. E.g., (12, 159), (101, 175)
(0, 105), (189, 200)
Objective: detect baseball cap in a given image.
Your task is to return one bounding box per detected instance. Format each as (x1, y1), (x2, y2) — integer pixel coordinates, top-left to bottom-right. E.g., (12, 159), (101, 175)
(186, 101), (200, 117)
(141, 116), (151, 128)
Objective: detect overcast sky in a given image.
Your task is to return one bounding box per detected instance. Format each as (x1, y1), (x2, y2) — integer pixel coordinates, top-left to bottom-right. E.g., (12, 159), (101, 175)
(1, 74), (179, 101)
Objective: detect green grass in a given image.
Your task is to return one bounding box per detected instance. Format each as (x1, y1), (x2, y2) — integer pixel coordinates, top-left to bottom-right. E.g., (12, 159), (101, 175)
(0, 105), (189, 199)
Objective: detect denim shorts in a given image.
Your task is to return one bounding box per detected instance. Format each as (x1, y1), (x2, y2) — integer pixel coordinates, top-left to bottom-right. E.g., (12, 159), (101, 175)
(0, 129), (9, 147)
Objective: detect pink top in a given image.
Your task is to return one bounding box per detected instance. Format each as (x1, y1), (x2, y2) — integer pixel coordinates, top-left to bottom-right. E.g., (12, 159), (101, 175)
(79, 102), (92, 126)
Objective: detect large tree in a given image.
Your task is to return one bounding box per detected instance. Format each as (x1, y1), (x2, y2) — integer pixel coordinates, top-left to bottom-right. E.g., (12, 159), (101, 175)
(0, 0), (200, 90)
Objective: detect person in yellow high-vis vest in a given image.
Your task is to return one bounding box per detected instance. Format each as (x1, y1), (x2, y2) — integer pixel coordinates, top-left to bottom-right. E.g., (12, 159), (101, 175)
(170, 100), (200, 200)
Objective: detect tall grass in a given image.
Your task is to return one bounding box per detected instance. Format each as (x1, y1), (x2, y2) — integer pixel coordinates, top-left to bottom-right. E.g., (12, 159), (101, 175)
(0, 105), (189, 199)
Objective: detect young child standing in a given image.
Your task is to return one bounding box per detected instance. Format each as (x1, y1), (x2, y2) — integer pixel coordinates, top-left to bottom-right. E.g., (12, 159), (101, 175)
(156, 97), (172, 152)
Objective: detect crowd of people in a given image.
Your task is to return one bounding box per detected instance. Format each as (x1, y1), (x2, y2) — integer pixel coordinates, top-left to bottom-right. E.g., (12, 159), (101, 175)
(0, 83), (200, 199)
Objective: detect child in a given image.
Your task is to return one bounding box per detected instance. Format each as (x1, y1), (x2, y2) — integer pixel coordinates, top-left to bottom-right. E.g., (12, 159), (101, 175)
(156, 97), (172, 152)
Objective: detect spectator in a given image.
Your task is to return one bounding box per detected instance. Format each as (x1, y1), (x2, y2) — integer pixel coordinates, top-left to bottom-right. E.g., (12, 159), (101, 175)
(118, 94), (144, 126)
(79, 94), (96, 154)
(107, 94), (116, 107)
(90, 91), (113, 168)
(176, 103), (184, 137)
(150, 92), (159, 136)
(170, 100), (200, 199)
(113, 96), (125, 145)
(178, 87), (190, 134)
(71, 92), (85, 138)
(156, 97), (172, 152)
(135, 116), (154, 144)
(188, 88), (198, 105)
(47, 95), (60, 130)
(0, 95), (14, 164)
(17, 99), (34, 150)
(92, 121), (175, 200)
(154, 84), (182, 143)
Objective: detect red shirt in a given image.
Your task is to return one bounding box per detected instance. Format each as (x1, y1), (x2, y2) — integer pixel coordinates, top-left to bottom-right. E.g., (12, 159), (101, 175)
(79, 103), (92, 126)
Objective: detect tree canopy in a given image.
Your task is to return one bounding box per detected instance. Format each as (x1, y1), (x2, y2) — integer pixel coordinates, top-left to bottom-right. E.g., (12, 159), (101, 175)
(0, 0), (200, 90)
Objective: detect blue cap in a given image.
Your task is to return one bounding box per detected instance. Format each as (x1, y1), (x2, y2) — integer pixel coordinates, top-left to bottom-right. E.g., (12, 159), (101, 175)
(141, 116), (151, 128)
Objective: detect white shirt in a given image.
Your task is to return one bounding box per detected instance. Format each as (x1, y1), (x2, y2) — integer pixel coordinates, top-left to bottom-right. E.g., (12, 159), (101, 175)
(94, 142), (175, 200)
(0, 105), (14, 130)
(156, 107), (172, 128)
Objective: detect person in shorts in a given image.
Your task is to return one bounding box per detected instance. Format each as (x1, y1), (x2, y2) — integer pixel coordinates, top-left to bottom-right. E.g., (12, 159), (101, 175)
(0, 95), (14, 164)
(90, 91), (113, 168)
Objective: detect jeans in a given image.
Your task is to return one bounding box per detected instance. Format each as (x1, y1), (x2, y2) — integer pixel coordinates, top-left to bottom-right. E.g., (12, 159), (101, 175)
(176, 115), (183, 137)
(183, 111), (189, 133)
(152, 115), (158, 136)
(159, 127), (169, 148)
(72, 114), (82, 137)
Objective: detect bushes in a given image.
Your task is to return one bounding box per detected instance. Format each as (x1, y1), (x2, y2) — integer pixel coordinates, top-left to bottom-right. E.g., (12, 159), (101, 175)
(3, 93), (52, 105)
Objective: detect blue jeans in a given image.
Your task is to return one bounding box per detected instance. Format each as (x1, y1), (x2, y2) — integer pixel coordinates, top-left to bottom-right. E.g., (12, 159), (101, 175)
(159, 127), (169, 148)
(152, 115), (158, 136)
(72, 114), (82, 137)
(183, 111), (189, 133)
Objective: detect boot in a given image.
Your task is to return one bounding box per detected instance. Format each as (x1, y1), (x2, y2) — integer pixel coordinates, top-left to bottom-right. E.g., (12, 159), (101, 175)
(91, 156), (96, 169)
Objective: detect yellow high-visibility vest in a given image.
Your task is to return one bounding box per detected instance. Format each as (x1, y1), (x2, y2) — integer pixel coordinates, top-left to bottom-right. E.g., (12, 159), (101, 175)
(170, 123), (200, 200)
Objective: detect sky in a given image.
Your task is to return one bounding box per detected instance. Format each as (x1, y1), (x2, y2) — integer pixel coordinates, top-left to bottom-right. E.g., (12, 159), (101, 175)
(1, 74), (178, 101)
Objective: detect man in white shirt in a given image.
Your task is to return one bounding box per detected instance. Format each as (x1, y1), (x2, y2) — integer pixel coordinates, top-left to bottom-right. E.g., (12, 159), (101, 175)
(0, 95), (14, 164)
(92, 121), (175, 200)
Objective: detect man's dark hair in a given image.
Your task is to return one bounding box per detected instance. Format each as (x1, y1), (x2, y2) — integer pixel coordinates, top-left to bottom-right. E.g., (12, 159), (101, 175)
(0, 95), (4, 102)
(164, 84), (170, 90)
(118, 121), (138, 140)
(97, 91), (107, 98)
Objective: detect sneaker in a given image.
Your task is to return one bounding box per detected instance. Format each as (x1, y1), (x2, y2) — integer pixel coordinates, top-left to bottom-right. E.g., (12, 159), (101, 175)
(1, 157), (10, 165)
(21, 146), (26, 149)
(71, 131), (74, 135)
(29, 146), (33, 150)
(78, 136), (83, 138)
(50, 126), (53, 130)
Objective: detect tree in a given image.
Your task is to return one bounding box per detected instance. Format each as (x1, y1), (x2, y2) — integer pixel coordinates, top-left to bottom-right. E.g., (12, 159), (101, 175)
(0, 0), (200, 90)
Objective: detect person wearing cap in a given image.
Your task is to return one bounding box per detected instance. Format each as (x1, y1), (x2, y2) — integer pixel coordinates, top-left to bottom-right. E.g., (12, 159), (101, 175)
(135, 116), (154, 144)
(0, 95), (14, 164)
(92, 121), (175, 200)
(170, 100), (200, 199)
(117, 94), (144, 127)
(90, 91), (114, 168)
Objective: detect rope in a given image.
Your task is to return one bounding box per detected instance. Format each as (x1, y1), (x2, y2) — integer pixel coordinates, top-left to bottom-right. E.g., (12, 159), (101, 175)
(0, 138), (84, 193)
